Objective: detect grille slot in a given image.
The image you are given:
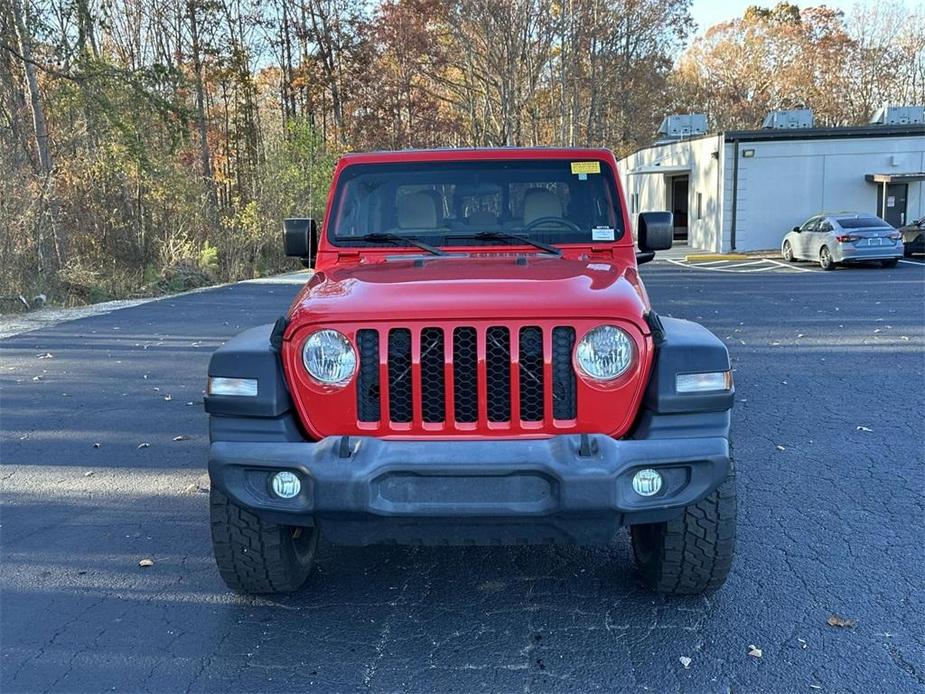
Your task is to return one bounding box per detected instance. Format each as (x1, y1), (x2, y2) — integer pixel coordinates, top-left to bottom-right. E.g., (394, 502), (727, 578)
(420, 328), (446, 423)
(519, 326), (545, 422)
(552, 327), (577, 420)
(356, 329), (380, 422)
(388, 328), (412, 423)
(486, 327), (511, 422)
(453, 327), (478, 423)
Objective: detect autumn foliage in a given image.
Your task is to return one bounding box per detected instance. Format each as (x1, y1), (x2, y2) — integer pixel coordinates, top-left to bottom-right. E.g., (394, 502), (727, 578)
(1, 0), (922, 305)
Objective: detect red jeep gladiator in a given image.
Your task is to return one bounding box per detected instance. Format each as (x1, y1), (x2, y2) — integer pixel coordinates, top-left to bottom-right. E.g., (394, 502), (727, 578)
(205, 148), (735, 595)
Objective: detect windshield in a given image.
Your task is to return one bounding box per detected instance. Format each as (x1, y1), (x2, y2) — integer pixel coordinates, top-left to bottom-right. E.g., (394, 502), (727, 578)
(327, 159), (624, 248)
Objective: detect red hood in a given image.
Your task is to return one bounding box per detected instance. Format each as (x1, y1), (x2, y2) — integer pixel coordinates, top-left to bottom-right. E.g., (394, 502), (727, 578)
(286, 254), (651, 328)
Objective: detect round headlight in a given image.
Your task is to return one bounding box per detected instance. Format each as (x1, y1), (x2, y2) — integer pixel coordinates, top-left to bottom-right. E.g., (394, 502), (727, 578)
(576, 325), (634, 380)
(302, 329), (357, 385)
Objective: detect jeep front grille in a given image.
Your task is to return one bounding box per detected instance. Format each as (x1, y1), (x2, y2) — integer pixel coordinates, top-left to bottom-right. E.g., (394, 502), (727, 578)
(356, 324), (578, 432)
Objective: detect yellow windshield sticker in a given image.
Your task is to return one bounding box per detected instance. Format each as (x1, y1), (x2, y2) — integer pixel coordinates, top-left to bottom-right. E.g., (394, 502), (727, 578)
(571, 161), (601, 175)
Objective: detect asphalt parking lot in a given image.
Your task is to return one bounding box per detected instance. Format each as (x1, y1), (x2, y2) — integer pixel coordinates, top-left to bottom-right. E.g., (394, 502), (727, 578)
(2, 259), (924, 693)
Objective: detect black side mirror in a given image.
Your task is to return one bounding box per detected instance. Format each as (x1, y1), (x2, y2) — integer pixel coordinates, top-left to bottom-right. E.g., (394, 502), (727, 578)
(637, 211), (673, 256)
(284, 218), (318, 268)
(792, 226), (801, 233)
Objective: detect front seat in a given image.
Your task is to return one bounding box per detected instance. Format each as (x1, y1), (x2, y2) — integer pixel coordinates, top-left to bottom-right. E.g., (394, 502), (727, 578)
(397, 192), (438, 229)
(523, 188), (563, 226)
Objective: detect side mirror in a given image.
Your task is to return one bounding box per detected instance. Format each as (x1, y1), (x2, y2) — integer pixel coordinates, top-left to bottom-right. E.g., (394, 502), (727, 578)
(284, 218), (318, 268)
(792, 226), (801, 233)
(637, 211), (673, 253)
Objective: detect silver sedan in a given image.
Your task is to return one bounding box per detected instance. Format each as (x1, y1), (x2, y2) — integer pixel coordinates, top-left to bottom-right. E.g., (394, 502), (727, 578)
(781, 213), (904, 270)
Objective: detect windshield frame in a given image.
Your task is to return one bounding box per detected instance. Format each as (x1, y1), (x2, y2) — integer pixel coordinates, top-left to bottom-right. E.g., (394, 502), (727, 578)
(324, 158), (626, 250)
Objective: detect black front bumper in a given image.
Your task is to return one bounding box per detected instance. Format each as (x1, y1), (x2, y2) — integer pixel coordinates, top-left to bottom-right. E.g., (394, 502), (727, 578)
(208, 432), (730, 545)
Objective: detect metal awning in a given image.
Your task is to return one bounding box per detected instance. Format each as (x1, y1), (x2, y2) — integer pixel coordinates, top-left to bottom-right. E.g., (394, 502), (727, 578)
(626, 165), (691, 175)
(865, 172), (925, 184)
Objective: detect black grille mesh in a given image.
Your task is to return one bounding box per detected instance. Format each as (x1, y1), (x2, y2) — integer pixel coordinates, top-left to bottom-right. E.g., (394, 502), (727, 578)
(355, 325), (578, 428)
(420, 328), (446, 423)
(519, 326), (545, 421)
(486, 327), (511, 422)
(552, 327), (577, 420)
(453, 327), (478, 423)
(356, 329), (380, 422)
(387, 329), (412, 422)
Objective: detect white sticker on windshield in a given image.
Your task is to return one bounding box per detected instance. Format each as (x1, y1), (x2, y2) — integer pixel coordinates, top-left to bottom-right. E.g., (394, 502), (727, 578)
(592, 226), (615, 241)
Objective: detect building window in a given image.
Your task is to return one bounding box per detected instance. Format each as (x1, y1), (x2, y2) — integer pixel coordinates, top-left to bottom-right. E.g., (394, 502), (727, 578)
(697, 192), (703, 220)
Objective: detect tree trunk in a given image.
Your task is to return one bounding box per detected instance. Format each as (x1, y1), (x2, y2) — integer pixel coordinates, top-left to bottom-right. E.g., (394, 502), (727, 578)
(187, 0), (219, 218)
(10, 0), (52, 176)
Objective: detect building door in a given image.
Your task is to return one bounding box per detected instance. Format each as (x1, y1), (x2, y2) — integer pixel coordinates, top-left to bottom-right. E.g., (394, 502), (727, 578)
(668, 176), (689, 241)
(878, 183), (908, 227)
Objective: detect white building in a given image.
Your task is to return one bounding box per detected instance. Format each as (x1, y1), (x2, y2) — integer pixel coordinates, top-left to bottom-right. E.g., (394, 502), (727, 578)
(618, 115), (925, 253)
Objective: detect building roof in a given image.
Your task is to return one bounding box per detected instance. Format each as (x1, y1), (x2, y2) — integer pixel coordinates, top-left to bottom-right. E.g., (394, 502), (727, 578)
(628, 123), (925, 156)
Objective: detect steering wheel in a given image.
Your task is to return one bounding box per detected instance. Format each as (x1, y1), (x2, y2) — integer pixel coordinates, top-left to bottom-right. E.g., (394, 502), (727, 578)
(522, 216), (582, 233)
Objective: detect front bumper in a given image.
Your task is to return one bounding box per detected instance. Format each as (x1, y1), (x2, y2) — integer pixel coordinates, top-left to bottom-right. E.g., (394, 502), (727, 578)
(209, 433), (730, 545)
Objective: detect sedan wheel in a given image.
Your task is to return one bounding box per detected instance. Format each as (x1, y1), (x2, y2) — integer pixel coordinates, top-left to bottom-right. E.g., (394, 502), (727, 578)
(881, 258), (899, 268)
(819, 246), (836, 271)
(782, 241), (795, 262)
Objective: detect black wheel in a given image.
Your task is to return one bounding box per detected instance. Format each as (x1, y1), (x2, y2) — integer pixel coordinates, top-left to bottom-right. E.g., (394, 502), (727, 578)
(782, 240), (795, 262)
(881, 258), (899, 268)
(210, 488), (318, 594)
(630, 464), (736, 595)
(819, 246), (836, 271)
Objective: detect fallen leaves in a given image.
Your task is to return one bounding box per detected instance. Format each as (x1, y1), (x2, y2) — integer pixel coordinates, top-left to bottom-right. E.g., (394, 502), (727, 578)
(138, 559), (155, 568)
(172, 435), (190, 441)
(92, 442), (101, 448)
(747, 645), (763, 658)
(36, 352), (53, 359)
(679, 656), (692, 669)
(137, 442), (151, 449)
(827, 614), (856, 628)
(856, 426), (872, 432)
(776, 445), (786, 451)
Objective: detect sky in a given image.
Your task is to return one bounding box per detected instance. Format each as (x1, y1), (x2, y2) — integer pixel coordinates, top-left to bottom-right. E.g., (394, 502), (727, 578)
(689, 0), (859, 33)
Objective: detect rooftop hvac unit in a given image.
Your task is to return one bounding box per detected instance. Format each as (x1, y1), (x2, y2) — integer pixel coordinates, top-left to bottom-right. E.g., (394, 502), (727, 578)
(657, 114), (708, 139)
(761, 109), (814, 129)
(870, 105), (924, 125)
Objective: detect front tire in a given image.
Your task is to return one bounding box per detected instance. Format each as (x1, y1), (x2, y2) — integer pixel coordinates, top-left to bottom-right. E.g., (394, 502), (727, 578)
(881, 258), (899, 268)
(782, 240), (795, 262)
(819, 246), (836, 271)
(210, 489), (318, 594)
(630, 464), (736, 595)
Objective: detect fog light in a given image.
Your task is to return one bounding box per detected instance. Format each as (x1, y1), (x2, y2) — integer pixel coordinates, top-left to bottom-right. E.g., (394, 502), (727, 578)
(271, 471), (301, 499)
(632, 469), (663, 497)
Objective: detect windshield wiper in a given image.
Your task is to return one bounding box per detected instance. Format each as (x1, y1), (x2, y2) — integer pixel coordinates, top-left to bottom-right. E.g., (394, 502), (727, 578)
(448, 231), (562, 256)
(355, 233), (448, 256)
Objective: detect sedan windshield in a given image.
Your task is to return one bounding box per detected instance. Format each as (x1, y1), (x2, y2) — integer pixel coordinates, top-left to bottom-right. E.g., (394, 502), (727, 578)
(327, 159), (624, 249)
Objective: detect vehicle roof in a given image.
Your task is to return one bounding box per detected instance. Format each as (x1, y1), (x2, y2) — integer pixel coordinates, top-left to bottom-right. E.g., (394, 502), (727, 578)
(338, 147), (616, 165)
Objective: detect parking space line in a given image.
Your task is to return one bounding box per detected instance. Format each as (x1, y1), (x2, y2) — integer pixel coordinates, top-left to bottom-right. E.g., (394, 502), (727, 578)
(898, 259), (925, 266)
(766, 258), (816, 272)
(663, 258), (805, 274)
(713, 260), (770, 270)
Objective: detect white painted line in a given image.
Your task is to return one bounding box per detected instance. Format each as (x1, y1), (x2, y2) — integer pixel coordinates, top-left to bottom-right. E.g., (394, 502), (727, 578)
(714, 260), (770, 270)
(690, 260), (731, 266)
(898, 259), (925, 266)
(766, 258), (816, 273)
(665, 258), (791, 274)
(745, 264), (785, 272)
